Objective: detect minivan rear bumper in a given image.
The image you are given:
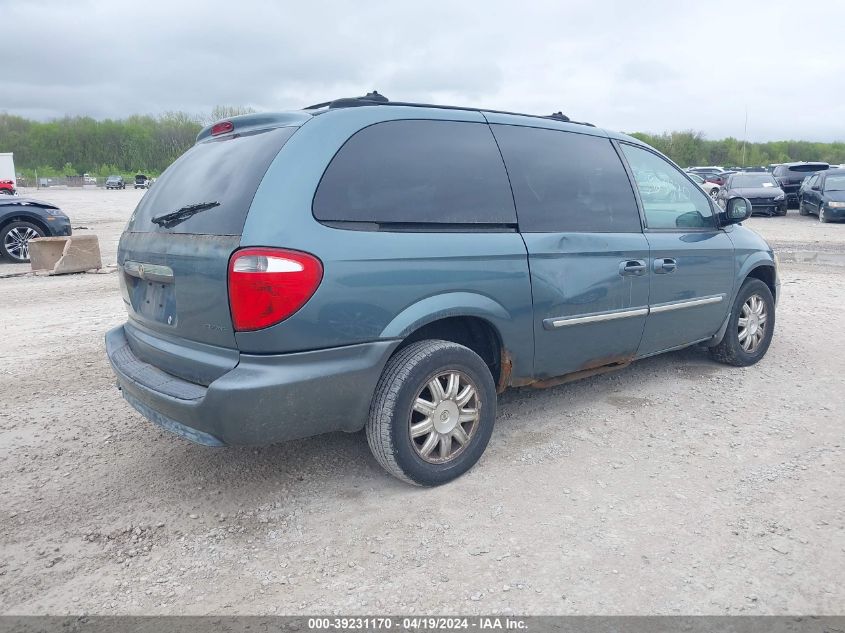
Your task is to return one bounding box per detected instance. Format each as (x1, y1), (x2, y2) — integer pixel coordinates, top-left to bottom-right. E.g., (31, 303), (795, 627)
(106, 325), (399, 446)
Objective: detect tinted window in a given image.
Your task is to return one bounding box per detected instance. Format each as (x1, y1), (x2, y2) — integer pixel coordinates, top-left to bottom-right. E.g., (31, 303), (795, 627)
(491, 125), (641, 232)
(620, 143), (715, 229)
(129, 126), (297, 235)
(313, 120), (516, 226)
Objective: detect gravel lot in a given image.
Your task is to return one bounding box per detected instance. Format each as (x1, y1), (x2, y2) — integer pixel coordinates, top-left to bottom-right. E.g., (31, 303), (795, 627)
(1, 188), (843, 615)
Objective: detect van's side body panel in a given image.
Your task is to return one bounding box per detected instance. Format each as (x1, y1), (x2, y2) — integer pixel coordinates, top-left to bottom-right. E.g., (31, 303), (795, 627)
(106, 104), (777, 449)
(637, 230), (734, 355)
(240, 106), (535, 381)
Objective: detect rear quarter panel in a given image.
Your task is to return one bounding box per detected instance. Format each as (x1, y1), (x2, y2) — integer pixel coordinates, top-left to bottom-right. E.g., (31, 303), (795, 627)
(238, 107), (535, 380)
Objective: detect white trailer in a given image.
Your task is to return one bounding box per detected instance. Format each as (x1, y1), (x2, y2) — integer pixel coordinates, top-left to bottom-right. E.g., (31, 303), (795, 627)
(0, 153), (15, 188)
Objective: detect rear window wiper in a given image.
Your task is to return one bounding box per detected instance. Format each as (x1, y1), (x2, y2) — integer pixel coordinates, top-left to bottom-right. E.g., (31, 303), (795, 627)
(151, 201), (221, 228)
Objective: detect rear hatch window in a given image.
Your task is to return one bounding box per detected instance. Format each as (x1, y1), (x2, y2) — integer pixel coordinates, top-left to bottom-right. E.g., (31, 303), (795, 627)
(118, 124), (298, 362)
(127, 126), (297, 235)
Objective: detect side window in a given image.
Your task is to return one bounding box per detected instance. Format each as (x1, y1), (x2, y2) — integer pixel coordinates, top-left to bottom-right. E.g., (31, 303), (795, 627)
(805, 174), (818, 189)
(312, 120), (516, 226)
(492, 125), (641, 233)
(620, 143), (715, 229)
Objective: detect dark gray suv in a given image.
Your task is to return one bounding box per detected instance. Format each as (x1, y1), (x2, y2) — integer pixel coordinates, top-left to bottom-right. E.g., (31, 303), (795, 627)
(106, 93), (778, 485)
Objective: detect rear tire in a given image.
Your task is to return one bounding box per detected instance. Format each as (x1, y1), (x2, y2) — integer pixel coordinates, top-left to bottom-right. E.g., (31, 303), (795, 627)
(366, 340), (496, 486)
(798, 199), (809, 215)
(709, 278), (775, 367)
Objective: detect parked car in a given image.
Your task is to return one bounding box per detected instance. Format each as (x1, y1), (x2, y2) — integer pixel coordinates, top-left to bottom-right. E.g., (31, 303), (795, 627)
(0, 179), (15, 195)
(718, 172), (787, 216)
(705, 171), (735, 187)
(686, 172), (720, 200)
(687, 167), (725, 180)
(798, 168), (845, 223)
(0, 198), (72, 262)
(772, 162), (828, 207)
(105, 94), (778, 486)
(134, 174), (150, 189)
(687, 168), (734, 187)
(106, 175), (126, 190)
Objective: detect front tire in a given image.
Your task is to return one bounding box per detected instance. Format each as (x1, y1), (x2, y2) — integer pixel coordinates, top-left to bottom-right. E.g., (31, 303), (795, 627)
(709, 278), (775, 367)
(1, 221), (45, 263)
(819, 206), (829, 223)
(366, 340), (497, 486)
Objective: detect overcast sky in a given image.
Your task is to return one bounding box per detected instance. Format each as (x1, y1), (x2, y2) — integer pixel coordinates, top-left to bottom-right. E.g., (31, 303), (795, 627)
(3, 0), (844, 142)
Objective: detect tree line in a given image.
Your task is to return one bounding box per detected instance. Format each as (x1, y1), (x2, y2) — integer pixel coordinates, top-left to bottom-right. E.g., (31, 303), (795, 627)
(629, 130), (845, 168)
(2, 110), (844, 179)
(0, 106), (253, 179)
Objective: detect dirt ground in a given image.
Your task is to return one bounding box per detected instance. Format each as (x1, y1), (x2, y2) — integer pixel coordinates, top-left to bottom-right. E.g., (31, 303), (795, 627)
(0, 188), (843, 615)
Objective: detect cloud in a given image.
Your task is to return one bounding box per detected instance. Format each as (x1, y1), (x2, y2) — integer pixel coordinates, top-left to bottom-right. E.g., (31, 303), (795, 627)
(2, 0), (844, 141)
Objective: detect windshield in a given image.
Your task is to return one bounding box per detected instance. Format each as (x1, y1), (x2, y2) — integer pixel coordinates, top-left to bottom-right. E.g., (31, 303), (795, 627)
(731, 174), (779, 188)
(826, 175), (845, 192)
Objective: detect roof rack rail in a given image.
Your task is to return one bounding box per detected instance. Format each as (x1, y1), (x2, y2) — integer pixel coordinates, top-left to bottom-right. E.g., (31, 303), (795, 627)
(305, 90), (389, 110)
(546, 111), (570, 122)
(303, 92), (595, 127)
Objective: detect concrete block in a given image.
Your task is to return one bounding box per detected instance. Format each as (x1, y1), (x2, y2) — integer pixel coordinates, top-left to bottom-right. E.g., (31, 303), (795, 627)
(29, 235), (102, 274)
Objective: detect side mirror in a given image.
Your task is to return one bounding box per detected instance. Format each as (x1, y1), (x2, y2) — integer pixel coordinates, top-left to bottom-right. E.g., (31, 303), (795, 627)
(719, 196), (752, 226)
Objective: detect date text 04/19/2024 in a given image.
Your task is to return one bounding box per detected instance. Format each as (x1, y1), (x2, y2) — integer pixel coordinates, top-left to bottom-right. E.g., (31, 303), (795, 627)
(307, 617), (528, 630)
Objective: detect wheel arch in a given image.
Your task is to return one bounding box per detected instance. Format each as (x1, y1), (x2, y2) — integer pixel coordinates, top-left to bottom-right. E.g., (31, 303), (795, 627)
(380, 293), (517, 392)
(709, 257), (777, 347)
(744, 262), (777, 304)
(0, 213), (50, 236)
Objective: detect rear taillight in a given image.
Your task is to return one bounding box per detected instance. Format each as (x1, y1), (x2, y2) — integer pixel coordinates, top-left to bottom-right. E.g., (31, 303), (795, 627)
(228, 248), (323, 332)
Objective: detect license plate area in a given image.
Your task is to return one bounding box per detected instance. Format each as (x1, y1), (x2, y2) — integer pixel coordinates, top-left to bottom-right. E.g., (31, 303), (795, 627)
(123, 261), (177, 326)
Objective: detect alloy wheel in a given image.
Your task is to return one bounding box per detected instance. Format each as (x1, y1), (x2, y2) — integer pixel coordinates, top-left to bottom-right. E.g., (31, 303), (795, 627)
(738, 294), (768, 353)
(409, 370), (481, 464)
(4, 226), (40, 261)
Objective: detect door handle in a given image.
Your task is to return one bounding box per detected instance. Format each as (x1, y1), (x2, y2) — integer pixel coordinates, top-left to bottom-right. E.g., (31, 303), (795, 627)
(654, 258), (677, 274)
(619, 260), (647, 276)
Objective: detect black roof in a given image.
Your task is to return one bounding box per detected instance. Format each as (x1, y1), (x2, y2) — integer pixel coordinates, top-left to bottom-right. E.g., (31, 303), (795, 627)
(304, 91), (595, 128)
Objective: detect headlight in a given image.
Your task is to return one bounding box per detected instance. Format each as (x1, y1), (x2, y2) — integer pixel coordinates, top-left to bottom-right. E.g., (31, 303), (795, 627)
(827, 201), (845, 208)
(774, 194), (785, 201)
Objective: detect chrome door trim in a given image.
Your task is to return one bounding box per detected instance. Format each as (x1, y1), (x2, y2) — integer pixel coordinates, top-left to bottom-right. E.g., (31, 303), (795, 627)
(543, 306), (649, 330)
(649, 294), (725, 314)
(544, 294), (725, 330)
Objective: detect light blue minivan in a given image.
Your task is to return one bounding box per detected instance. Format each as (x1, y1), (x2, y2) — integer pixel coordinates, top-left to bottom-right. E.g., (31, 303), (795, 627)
(106, 92), (778, 485)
